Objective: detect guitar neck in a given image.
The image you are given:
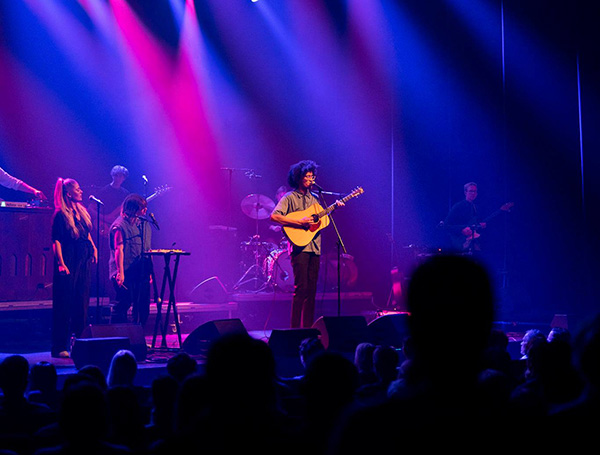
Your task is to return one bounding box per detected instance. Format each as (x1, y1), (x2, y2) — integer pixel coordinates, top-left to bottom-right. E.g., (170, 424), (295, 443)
(483, 207), (508, 223)
(482, 211), (500, 223)
(316, 192), (357, 219)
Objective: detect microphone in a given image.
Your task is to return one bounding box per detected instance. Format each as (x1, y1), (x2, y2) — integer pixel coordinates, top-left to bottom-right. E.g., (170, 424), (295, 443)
(311, 182), (325, 192)
(142, 175), (149, 184)
(244, 170), (262, 179)
(149, 212), (160, 230)
(89, 195), (104, 205)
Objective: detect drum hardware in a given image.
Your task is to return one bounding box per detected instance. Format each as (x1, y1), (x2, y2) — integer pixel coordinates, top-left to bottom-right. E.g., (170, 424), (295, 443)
(278, 236), (289, 250)
(233, 193), (276, 292)
(262, 250), (359, 293)
(264, 249), (295, 292)
(233, 237), (273, 292)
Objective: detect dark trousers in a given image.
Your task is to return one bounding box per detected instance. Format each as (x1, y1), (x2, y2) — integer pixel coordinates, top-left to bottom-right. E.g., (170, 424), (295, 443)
(111, 266), (151, 327)
(52, 263), (90, 355)
(290, 252), (320, 328)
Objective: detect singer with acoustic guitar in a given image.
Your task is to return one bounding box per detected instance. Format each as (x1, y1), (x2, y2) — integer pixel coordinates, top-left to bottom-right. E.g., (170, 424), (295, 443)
(270, 160), (346, 329)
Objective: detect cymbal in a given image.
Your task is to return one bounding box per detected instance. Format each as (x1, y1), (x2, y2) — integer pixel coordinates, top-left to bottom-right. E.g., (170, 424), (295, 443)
(240, 194), (275, 220)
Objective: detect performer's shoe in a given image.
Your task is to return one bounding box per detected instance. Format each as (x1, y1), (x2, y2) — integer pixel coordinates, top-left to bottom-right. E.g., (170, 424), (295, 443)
(52, 351), (70, 359)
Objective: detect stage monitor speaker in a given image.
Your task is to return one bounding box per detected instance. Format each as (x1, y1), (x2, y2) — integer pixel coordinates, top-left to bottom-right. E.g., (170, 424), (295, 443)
(189, 276), (229, 304)
(268, 328), (321, 378)
(71, 337), (131, 373)
(80, 324), (147, 362)
(312, 316), (367, 355)
(367, 313), (410, 348)
(182, 318), (247, 355)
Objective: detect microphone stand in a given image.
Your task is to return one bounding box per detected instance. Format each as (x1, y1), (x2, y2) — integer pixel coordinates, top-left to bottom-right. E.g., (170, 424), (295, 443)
(316, 188), (347, 317)
(92, 199), (102, 323)
(140, 176), (149, 327)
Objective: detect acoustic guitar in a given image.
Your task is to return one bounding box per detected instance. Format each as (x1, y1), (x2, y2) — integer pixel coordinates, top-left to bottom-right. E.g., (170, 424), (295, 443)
(283, 187), (364, 247)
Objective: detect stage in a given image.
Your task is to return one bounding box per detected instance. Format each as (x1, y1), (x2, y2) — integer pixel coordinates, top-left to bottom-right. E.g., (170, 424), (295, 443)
(0, 289), (376, 388)
(0, 290), (377, 351)
(0, 294), (565, 392)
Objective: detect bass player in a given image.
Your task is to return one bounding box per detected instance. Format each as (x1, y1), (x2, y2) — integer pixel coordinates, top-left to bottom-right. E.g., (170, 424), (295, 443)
(444, 181), (513, 254)
(88, 165), (130, 299)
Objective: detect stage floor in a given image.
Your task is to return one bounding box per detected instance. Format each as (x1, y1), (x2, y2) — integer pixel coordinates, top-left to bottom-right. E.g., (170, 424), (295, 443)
(0, 291), (378, 379)
(0, 290), (379, 342)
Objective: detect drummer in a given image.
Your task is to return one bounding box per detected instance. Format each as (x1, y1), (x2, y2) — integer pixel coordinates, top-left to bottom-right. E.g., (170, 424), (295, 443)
(238, 192), (278, 270)
(265, 185), (289, 249)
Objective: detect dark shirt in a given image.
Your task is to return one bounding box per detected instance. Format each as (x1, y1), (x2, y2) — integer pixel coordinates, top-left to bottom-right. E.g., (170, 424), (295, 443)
(108, 216), (152, 279)
(51, 211), (93, 268)
(0, 396), (56, 437)
(96, 184), (129, 216)
(444, 199), (479, 251)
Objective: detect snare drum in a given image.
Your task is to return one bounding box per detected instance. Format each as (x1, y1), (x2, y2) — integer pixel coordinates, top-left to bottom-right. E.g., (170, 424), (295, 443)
(278, 237), (289, 250)
(240, 240), (276, 268)
(264, 249), (294, 292)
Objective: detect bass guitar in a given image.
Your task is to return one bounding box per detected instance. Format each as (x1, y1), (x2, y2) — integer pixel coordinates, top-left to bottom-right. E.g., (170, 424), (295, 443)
(460, 202), (514, 250)
(98, 185), (172, 236)
(283, 187), (364, 247)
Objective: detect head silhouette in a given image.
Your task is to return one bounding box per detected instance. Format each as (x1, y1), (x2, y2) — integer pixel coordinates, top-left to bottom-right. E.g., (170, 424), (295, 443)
(407, 254), (494, 381)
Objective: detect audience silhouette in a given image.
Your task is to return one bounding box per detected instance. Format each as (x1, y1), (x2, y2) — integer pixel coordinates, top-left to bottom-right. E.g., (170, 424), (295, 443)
(35, 380), (130, 455)
(106, 385), (147, 454)
(152, 332), (299, 455)
(0, 355), (56, 455)
(165, 353), (198, 384)
(354, 345), (399, 407)
(548, 313), (600, 448)
(78, 365), (108, 391)
(331, 254), (504, 453)
(144, 375), (179, 446)
(299, 351), (359, 455)
(106, 350), (151, 424)
(27, 362), (61, 412)
(353, 342), (377, 387)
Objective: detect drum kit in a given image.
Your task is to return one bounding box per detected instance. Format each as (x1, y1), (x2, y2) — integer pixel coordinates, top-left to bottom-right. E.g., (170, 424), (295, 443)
(232, 193), (292, 292)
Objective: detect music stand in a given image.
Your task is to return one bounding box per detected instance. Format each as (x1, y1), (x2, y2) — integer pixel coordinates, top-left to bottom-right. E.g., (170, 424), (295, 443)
(145, 249), (191, 350)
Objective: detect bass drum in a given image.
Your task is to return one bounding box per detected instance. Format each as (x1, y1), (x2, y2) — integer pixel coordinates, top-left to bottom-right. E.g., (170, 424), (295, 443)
(265, 250), (295, 292)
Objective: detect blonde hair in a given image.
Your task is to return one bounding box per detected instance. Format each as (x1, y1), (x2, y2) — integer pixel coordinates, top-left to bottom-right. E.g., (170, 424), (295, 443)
(53, 178), (92, 238)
